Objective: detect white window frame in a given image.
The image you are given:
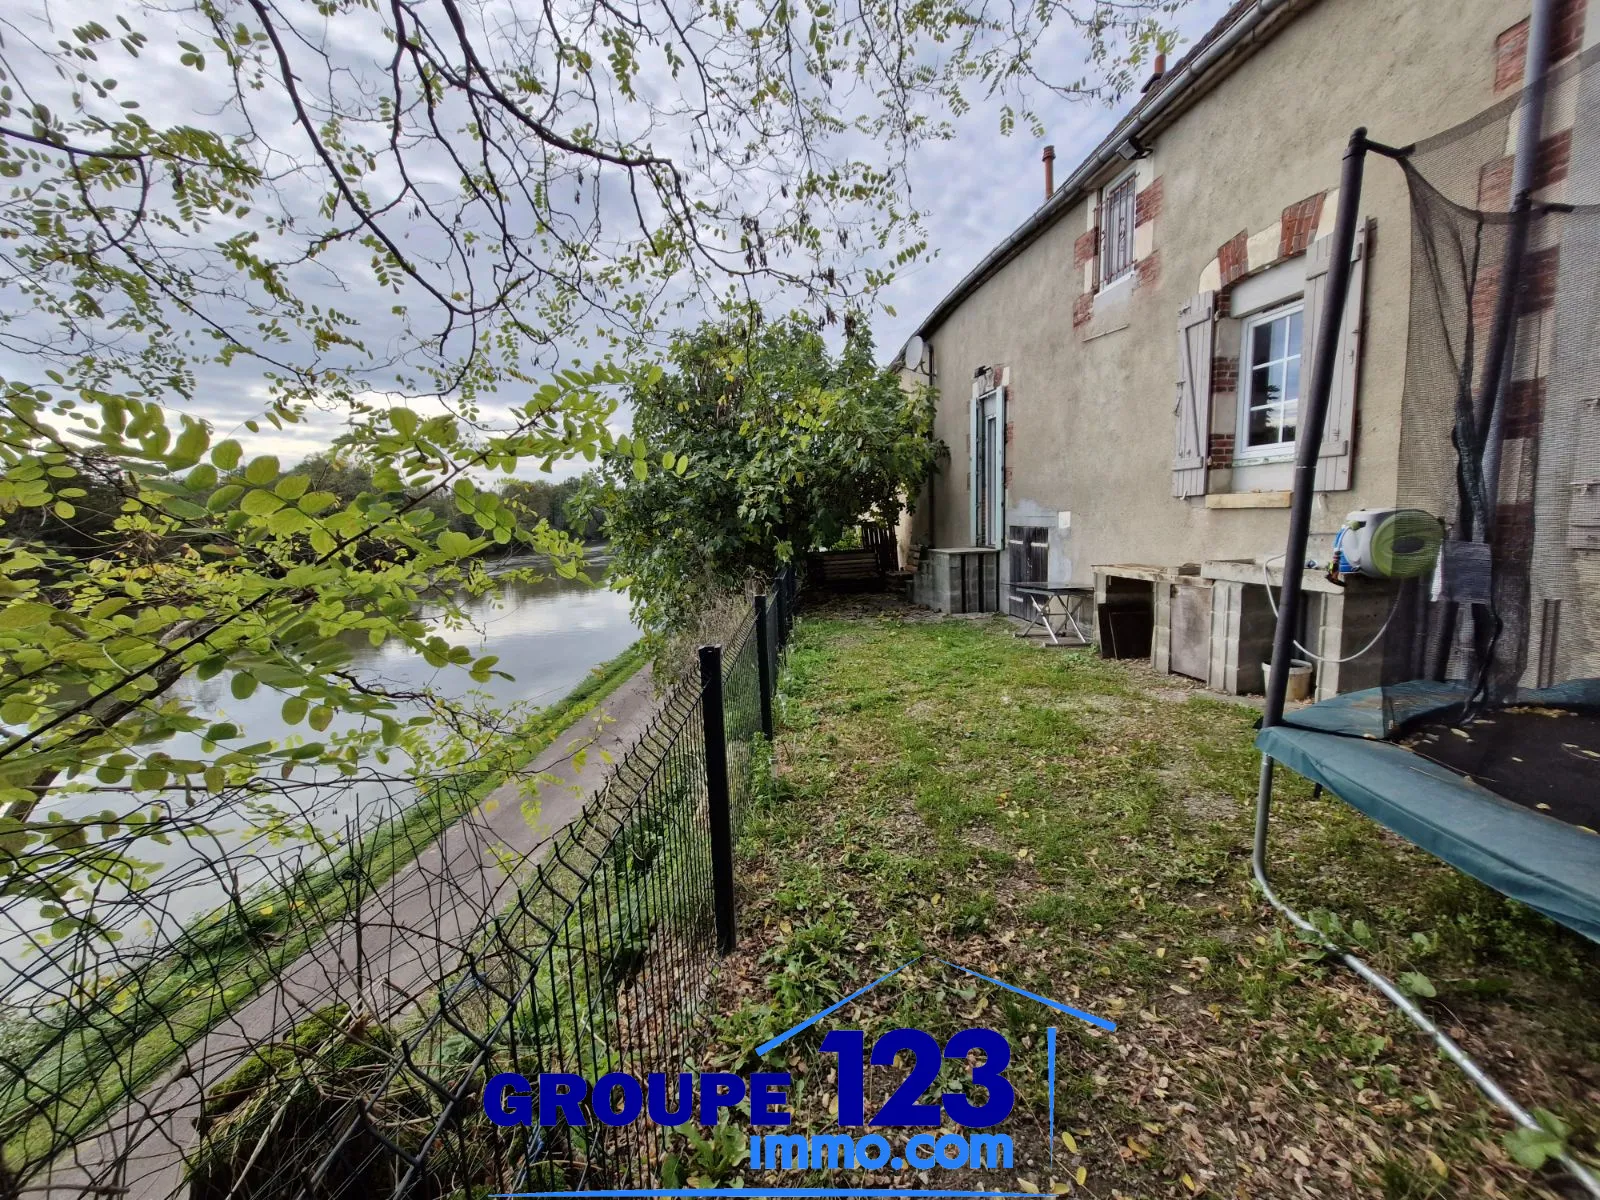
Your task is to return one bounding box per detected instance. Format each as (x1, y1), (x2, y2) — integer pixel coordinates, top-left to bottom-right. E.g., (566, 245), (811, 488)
(1235, 299), (1305, 462)
(1097, 167), (1139, 291)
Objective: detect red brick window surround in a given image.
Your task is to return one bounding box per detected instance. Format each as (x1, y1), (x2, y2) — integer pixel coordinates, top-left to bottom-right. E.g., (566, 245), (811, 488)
(1279, 193), (1326, 258)
(1495, 0), (1587, 93)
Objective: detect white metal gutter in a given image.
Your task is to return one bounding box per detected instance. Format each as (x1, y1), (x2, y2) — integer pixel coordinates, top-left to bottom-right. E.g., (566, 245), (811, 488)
(910, 0), (1300, 343)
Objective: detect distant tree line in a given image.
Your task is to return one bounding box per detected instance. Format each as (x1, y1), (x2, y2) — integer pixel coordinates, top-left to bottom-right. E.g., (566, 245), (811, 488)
(0, 451), (605, 563)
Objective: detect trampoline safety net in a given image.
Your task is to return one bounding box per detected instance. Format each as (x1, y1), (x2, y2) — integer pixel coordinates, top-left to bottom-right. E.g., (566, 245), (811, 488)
(1299, 46), (1600, 830)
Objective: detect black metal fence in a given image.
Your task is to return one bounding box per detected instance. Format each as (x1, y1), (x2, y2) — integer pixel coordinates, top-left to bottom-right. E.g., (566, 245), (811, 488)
(168, 569), (799, 1200)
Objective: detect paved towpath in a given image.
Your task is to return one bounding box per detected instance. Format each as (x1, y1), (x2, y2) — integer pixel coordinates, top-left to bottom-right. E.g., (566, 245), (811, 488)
(41, 664), (660, 1200)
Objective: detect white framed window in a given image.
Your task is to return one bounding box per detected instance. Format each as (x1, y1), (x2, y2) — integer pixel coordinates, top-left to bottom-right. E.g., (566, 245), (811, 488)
(1237, 301), (1304, 458)
(1098, 169), (1138, 289)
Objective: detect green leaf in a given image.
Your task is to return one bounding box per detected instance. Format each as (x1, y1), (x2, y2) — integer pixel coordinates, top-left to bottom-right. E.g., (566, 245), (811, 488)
(632, 457), (648, 481)
(390, 408), (419, 437)
(308, 705), (334, 732)
(437, 530), (472, 558)
(204, 722), (239, 742)
(185, 463), (218, 491)
(171, 421), (209, 466)
(211, 439), (242, 470)
(53, 501), (76, 520)
(244, 455), (280, 486)
(298, 491), (338, 515)
(275, 474), (309, 500)
(267, 508), (309, 536)
(1398, 971), (1436, 999)
(1503, 1126), (1564, 1170)
(0, 603), (54, 629)
(281, 696), (308, 725)
(240, 488), (283, 516)
(207, 483), (245, 512)
(230, 672), (258, 700)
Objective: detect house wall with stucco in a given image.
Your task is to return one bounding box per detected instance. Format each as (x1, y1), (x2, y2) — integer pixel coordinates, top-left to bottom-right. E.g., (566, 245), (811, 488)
(907, 0), (1590, 688)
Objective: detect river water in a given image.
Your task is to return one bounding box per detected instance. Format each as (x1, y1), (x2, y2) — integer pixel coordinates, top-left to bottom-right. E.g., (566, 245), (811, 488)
(2, 566), (639, 990)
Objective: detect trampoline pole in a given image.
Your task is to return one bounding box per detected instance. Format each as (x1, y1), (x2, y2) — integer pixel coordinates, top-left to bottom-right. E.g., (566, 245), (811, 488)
(1261, 128), (1368, 734)
(1251, 820), (1600, 1198)
(1248, 124), (1600, 1200)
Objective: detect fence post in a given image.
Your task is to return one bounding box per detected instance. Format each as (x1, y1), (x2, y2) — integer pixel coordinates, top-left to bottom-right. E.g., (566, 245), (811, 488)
(698, 644), (737, 954)
(754, 593), (775, 740)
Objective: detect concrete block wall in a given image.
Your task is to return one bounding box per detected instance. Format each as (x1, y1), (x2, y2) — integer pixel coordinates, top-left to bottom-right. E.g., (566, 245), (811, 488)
(911, 549), (1001, 613)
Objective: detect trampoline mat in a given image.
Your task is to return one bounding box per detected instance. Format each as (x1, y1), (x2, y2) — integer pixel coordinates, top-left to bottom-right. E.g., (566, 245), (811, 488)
(1399, 708), (1600, 831)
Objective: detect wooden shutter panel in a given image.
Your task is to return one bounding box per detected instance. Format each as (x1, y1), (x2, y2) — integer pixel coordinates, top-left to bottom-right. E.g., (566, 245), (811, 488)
(969, 380), (982, 543)
(1569, 409), (1600, 549)
(1173, 291), (1216, 497)
(1302, 223), (1368, 491)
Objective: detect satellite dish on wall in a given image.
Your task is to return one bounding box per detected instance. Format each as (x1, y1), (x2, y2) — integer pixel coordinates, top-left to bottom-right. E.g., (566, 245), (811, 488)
(903, 334), (926, 371)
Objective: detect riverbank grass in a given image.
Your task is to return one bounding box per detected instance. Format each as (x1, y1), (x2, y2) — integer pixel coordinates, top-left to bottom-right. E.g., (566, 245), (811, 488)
(702, 603), (1599, 1198)
(4, 639), (649, 1170)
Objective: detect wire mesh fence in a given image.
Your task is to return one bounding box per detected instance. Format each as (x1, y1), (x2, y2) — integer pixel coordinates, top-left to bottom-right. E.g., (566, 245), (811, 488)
(9, 569), (799, 1200)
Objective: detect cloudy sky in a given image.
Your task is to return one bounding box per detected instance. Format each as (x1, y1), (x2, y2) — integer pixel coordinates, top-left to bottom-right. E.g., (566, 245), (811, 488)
(874, 0), (1231, 363)
(3, 0), (1230, 479)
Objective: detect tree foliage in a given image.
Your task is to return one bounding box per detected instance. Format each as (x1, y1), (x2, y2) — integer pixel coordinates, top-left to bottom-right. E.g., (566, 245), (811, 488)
(595, 315), (941, 632)
(0, 0), (1180, 943)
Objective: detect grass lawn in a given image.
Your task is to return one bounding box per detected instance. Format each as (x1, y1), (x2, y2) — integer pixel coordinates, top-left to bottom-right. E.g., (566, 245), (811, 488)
(699, 600), (1599, 1199)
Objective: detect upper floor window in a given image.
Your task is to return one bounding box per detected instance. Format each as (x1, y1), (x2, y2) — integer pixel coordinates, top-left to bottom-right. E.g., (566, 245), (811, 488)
(1238, 302), (1304, 456)
(1099, 170), (1138, 288)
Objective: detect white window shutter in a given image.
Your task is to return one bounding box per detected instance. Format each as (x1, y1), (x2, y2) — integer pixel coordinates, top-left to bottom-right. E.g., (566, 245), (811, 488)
(1569, 418), (1600, 550)
(1173, 291), (1216, 497)
(969, 379), (982, 544)
(1303, 223), (1368, 491)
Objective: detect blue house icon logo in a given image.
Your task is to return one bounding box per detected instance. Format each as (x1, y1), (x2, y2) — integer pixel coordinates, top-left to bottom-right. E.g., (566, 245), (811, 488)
(756, 955), (1115, 1057)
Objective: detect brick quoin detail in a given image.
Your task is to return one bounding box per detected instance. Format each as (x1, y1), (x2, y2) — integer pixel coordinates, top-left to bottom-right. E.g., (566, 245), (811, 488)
(1478, 130), (1574, 208)
(1537, 128), (1573, 189)
(1471, 271), (1505, 330)
(1505, 377), (1546, 440)
(1208, 432), (1235, 468)
(1521, 245), (1560, 312)
(1218, 231), (1249, 286)
(1279, 193), (1326, 258)
(1135, 249), (1161, 289)
(1496, 0), (1587, 93)
(1003, 464), (1013, 488)
(1135, 177), (1163, 226)
(1005, 420), (1014, 446)
(1479, 157), (1513, 209)
(1074, 227), (1099, 267)
(1073, 292), (1094, 328)
(1496, 20), (1529, 91)
(1211, 357), (1239, 393)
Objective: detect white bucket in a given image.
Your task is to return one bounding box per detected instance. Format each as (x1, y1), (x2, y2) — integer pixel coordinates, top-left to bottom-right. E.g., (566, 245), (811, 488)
(1262, 659), (1315, 701)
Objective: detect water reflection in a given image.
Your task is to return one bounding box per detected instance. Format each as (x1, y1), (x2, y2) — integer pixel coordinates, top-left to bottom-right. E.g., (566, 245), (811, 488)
(1, 566), (638, 984)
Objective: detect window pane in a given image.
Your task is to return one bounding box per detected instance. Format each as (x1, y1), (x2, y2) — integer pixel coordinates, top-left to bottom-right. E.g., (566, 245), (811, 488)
(1284, 355), (1301, 404)
(1248, 403), (1273, 446)
(1287, 309), (1303, 355)
(1267, 361), (1286, 405)
(1269, 315), (1287, 360)
(1250, 363), (1272, 406)
(1277, 401), (1298, 443)
(1252, 320), (1274, 367)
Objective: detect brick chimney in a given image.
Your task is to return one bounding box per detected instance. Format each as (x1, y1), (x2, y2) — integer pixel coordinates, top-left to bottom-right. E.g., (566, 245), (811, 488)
(1141, 52), (1167, 94)
(1042, 144), (1056, 199)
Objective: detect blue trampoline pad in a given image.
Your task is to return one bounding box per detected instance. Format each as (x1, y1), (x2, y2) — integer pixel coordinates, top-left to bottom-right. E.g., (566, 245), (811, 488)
(1259, 712), (1600, 945)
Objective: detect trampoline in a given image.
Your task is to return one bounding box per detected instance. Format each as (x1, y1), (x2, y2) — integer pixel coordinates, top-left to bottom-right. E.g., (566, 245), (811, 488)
(1258, 681), (1600, 945)
(1252, 17), (1600, 1195)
